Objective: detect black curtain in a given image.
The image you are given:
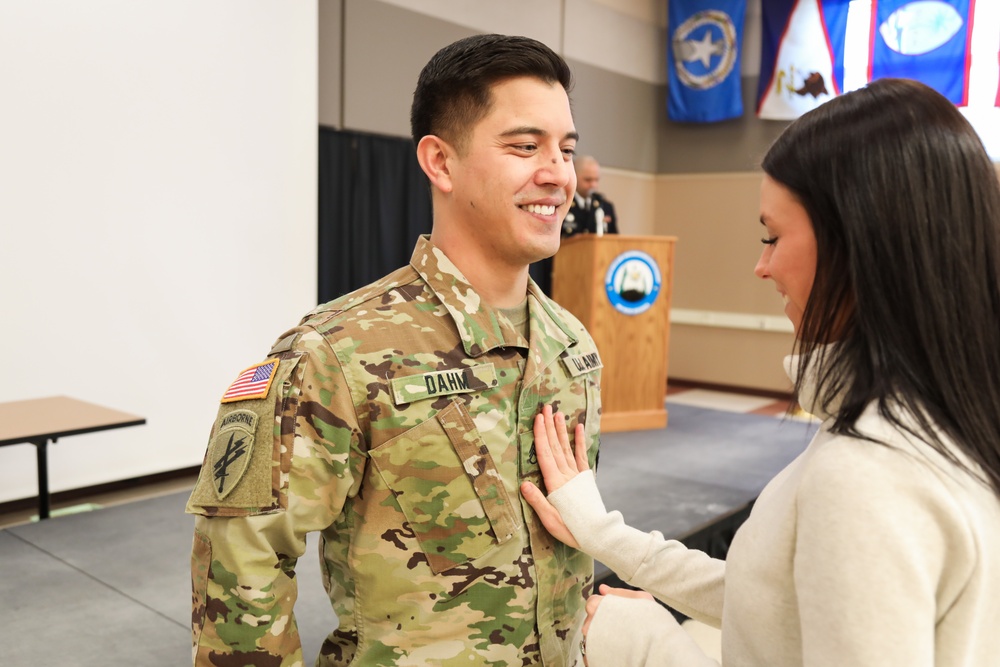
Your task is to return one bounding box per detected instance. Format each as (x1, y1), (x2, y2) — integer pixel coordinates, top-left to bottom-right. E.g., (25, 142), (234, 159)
(318, 128), (433, 304)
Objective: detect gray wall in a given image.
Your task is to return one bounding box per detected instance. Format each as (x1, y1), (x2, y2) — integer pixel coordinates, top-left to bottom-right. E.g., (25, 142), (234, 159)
(657, 77), (791, 173)
(319, 0), (784, 175)
(567, 59), (661, 173)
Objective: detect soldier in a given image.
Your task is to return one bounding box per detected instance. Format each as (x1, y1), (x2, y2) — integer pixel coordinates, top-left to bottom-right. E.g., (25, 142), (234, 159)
(561, 156), (619, 238)
(187, 34), (603, 666)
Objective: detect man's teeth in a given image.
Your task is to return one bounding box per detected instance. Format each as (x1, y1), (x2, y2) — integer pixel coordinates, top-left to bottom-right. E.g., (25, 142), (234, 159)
(521, 204), (555, 215)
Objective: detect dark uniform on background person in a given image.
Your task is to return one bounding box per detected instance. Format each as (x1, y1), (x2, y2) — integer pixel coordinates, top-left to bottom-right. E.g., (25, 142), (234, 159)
(561, 155), (618, 237)
(186, 34), (603, 667)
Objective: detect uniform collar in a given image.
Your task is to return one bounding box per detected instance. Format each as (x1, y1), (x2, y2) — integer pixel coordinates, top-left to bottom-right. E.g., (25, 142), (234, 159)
(409, 235), (578, 358)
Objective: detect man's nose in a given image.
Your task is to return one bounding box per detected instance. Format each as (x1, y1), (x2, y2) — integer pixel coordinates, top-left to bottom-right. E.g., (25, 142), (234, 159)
(537, 154), (572, 188)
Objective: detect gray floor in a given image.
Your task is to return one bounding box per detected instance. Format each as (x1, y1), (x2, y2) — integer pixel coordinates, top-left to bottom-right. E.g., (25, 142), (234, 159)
(0, 404), (815, 667)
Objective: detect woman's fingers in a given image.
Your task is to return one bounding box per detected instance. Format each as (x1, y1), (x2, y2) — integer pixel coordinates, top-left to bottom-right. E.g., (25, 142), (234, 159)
(574, 423), (589, 472)
(597, 583), (655, 601)
(534, 405), (586, 489)
(533, 411), (559, 482)
(583, 593), (604, 638)
(556, 411), (578, 471)
(543, 405), (571, 473)
(536, 404), (588, 476)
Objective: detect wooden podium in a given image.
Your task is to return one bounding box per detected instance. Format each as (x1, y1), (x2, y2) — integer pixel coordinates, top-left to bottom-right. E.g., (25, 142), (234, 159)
(552, 235), (676, 432)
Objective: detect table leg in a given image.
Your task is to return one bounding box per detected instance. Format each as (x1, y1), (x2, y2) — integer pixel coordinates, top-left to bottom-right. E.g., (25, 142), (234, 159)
(32, 437), (51, 520)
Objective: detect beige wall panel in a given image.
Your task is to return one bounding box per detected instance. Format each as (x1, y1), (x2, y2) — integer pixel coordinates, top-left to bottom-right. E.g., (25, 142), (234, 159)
(568, 59), (660, 172)
(342, 0), (475, 136)
(332, 2), (667, 174)
(656, 172), (783, 316)
(564, 0), (666, 84)
(669, 325), (795, 392)
(599, 168), (656, 236)
(590, 0), (665, 25)
(376, 0), (561, 48)
(318, 0), (342, 128)
(655, 172), (796, 391)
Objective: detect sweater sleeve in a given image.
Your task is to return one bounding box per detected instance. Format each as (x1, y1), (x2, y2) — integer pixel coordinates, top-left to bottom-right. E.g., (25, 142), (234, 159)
(585, 595), (721, 667)
(548, 472), (726, 625)
(793, 437), (972, 667)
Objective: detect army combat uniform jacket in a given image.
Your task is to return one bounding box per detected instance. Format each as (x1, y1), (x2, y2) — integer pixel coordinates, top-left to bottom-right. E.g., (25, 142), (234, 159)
(187, 236), (603, 666)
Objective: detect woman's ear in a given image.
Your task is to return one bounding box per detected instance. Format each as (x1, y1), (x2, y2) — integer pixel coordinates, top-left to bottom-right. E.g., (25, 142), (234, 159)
(416, 135), (455, 194)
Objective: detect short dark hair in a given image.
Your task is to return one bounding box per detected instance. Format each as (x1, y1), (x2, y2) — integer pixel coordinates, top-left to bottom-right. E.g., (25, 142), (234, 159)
(410, 34), (573, 152)
(762, 78), (1000, 497)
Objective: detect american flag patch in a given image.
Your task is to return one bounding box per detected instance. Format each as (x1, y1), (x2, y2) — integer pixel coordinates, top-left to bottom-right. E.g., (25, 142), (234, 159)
(221, 359), (279, 403)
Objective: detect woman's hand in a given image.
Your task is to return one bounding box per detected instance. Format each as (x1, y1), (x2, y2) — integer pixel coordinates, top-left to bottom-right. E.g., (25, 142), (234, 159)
(583, 584), (656, 638)
(520, 404), (591, 549)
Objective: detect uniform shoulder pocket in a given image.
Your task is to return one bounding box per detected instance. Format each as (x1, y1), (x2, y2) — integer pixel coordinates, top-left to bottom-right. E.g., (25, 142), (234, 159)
(186, 353), (304, 517)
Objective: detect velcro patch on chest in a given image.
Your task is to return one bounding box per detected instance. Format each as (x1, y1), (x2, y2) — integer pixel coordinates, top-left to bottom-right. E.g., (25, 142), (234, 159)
(389, 363), (498, 405)
(562, 351), (603, 377)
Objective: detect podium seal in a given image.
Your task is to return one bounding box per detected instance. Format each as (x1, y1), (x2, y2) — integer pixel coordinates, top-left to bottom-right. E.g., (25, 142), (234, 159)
(604, 250), (662, 315)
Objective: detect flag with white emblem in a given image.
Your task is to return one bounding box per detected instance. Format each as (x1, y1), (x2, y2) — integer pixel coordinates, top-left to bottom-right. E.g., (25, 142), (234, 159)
(756, 0), (851, 120)
(667, 0), (747, 122)
(757, 1), (1000, 119)
(870, 0), (974, 105)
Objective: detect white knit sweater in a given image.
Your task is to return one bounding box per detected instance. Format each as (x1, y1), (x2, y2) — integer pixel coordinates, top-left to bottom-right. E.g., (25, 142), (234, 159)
(549, 357), (1000, 666)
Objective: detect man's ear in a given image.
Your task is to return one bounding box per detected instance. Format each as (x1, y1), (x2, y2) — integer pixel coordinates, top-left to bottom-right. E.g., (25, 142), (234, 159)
(416, 135), (456, 193)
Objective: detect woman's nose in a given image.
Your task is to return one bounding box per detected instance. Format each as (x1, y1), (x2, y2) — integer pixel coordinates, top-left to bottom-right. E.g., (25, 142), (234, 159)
(754, 250), (770, 280)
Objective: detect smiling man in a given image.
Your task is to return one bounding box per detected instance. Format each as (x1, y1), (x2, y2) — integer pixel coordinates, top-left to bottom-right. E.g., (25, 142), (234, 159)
(187, 34), (603, 667)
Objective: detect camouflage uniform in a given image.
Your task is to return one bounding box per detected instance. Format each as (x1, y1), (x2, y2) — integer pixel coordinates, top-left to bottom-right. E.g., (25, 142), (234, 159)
(187, 235), (603, 666)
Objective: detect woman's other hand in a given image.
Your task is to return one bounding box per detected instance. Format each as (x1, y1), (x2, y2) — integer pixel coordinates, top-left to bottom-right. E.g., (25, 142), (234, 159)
(583, 584), (657, 638)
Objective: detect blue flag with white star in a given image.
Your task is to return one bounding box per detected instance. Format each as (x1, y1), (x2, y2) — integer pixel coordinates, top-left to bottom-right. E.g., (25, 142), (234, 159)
(667, 0), (746, 122)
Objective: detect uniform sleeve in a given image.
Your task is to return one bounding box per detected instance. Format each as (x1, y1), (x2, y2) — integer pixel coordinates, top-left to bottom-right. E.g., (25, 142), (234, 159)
(548, 472), (726, 626)
(793, 438), (967, 667)
(189, 331), (364, 666)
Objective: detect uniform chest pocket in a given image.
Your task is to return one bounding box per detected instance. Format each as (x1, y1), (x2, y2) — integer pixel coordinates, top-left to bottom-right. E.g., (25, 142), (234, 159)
(369, 399), (520, 574)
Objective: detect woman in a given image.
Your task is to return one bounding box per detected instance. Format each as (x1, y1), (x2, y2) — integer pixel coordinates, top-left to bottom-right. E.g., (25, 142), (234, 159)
(522, 78), (1000, 666)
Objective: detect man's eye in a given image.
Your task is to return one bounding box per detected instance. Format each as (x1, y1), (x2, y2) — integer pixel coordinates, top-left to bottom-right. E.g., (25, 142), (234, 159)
(761, 236), (778, 245)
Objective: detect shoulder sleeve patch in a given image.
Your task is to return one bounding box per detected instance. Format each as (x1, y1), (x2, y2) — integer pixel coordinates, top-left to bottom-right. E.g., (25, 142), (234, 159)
(187, 354), (303, 516)
(220, 359), (279, 403)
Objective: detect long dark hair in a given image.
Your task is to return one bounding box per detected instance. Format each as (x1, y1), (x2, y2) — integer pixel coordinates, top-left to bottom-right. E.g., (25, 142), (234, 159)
(762, 78), (1000, 497)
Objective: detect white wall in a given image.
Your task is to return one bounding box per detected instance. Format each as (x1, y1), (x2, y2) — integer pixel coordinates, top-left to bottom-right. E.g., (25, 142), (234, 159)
(0, 1), (318, 504)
